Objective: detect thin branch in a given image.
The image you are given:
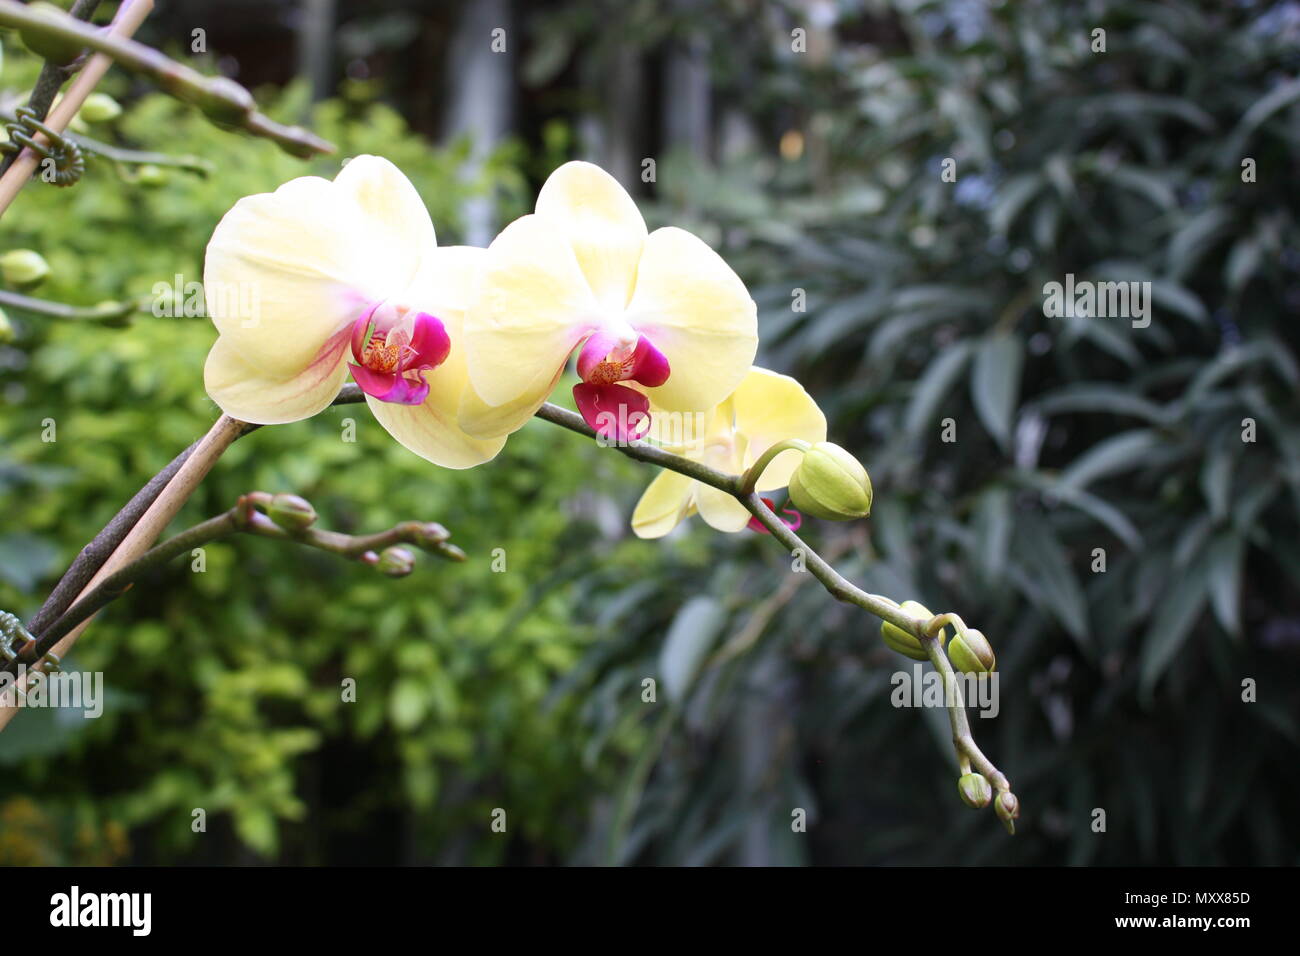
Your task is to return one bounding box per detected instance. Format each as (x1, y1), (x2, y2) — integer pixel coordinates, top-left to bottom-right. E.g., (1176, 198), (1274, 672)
(533, 399), (1018, 825)
(0, 288), (134, 322)
(9, 494), (464, 672)
(25, 385), (366, 636)
(0, 0), (333, 159)
(0, 0), (101, 179)
(0, 0), (153, 218)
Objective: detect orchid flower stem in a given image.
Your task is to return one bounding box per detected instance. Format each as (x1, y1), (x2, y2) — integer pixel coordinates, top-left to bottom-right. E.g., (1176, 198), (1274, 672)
(737, 438), (811, 496)
(532, 399), (1016, 825)
(12, 386), (1017, 828)
(4, 496), (464, 674)
(0, 0), (333, 159)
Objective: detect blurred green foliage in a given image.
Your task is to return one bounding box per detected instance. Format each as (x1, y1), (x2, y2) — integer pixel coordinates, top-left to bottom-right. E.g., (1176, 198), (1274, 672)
(3, 0), (1300, 866)
(0, 48), (672, 864)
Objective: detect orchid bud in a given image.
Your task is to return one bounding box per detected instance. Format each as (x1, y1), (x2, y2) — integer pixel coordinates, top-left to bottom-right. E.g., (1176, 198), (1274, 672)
(957, 772), (993, 809)
(376, 546), (416, 578)
(21, 3), (85, 66)
(1, 249), (50, 288)
(787, 441), (872, 521)
(880, 600), (947, 661)
(0, 307), (13, 343)
(949, 628), (996, 677)
(995, 791), (1020, 834)
(411, 522), (450, 551)
(135, 164), (168, 188)
(266, 493), (317, 531)
(195, 77), (256, 126)
(79, 93), (122, 123)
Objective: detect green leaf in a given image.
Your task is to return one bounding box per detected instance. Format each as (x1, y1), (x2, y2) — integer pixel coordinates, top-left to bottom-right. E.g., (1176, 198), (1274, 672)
(904, 342), (973, 441)
(659, 596), (726, 701)
(1140, 553), (1213, 697)
(1035, 383), (1166, 424)
(1012, 518), (1089, 644)
(1059, 429), (1163, 490)
(971, 333), (1024, 450)
(1206, 534), (1244, 638)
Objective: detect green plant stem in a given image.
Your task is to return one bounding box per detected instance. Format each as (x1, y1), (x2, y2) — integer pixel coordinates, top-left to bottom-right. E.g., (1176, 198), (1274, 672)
(534, 399), (1016, 820)
(738, 438), (811, 495)
(0, 0), (332, 158)
(0, 288), (132, 321)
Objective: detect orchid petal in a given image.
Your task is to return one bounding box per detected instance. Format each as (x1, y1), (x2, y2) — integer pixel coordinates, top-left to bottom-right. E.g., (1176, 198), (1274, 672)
(631, 469), (695, 539)
(350, 364), (429, 405)
(204, 329), (350, 424)
(535, 161), (646, 312)
(694, 481), (753, 533)
(573, 382), (651, 442)
(463, 213), (599, 411)
(203, 155), (432, 392)
(732, 367), (827, 491)
(625, 226), (757, 415)
(365, 248), (508, 468)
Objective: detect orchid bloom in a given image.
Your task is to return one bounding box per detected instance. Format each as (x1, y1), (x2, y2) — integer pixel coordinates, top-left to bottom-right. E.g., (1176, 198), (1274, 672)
(458, 161), (758, 442)
(203, 155), (504, 468)
(632, 367), (827, 538)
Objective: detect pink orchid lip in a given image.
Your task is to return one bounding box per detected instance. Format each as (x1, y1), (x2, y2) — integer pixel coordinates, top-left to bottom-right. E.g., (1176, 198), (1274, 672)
(574, 331), (670, 435)
(747, 498), (802, 534)
(349, 305), (450, 406)
(576, 331), (670, 388)
(574, 382), (651, 443)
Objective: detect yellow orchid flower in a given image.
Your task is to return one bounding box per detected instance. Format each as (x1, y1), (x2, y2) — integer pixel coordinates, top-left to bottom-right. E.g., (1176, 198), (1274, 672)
(632, 367), (827, 538)
(202, 155), (504, 468)
(458, 161), (758, 443)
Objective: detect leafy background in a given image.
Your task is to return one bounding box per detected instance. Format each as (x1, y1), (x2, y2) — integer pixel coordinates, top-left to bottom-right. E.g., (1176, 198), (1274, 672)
(1, 0), (1298, 864)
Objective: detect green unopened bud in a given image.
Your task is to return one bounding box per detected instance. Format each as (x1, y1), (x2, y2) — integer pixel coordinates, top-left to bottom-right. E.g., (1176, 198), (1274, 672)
(949, 628), (996, 676)
(194, 77), (256, 126)
(134, 164), (168, 187)
(411, 522), (450, 551)
(788, 441), (872, 521)
(880, 600), (947, 661)
(79, 93), (122, 123)
(376, 546), (416, 578)
(957, 772), (993, 809)
(266, 493), (317, 531)
(21, 3), (85, 66)
(995, 791), (1020, 834)
(0, 249), (50, 287)
(0, 307), (13, 343)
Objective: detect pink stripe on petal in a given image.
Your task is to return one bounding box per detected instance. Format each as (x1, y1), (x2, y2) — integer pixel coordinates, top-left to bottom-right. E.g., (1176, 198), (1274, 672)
(574, 382), (651, 442)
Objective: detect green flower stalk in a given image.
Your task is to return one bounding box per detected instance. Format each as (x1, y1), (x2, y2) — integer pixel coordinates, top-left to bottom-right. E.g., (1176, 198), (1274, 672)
(787, 441), (872, 520)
